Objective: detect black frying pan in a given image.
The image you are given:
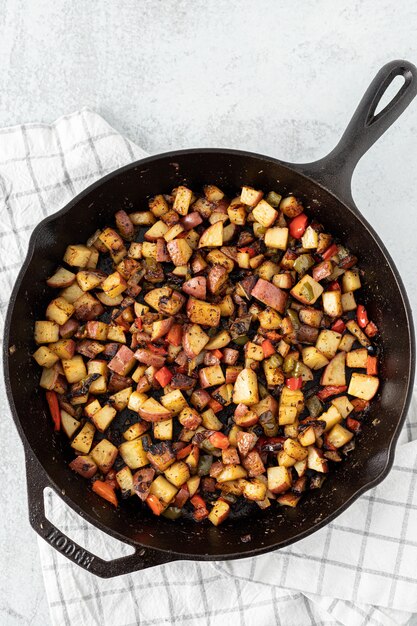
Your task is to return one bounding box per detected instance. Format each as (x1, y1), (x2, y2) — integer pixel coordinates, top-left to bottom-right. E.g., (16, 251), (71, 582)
(4, 60), (417, 578)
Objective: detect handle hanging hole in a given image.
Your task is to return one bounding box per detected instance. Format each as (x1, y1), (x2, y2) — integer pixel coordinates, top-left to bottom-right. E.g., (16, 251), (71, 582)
(373, 74), (406, 117)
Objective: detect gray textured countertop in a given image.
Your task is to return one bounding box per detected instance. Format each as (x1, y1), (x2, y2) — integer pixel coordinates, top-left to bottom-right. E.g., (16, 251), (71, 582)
(1, 1), (417, 624)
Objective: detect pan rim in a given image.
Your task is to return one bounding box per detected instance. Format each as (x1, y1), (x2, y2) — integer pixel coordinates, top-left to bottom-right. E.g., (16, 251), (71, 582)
(3, 146), (415, 561)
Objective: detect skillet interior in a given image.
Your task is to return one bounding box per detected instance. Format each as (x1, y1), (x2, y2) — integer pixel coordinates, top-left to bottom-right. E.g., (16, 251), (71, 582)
(6, 149), (414, 559)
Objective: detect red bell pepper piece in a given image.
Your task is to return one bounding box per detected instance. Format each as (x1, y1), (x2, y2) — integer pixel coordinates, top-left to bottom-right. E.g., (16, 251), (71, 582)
(317, 385), (347, 400)
(356, 305), (369, 328)
(154, 366), (173, 387)
(176, 444), (193, 460)
(331, 319), (346, 333)
(289, 213), (308, 239)
(135, 317), (143, 330)
(210, 349), (223, 361)
(364, 321), (378, 337)
(92, 480), (118, 507)
(285, 376), (302, 390)
(346, 417), (362, 433)
(166, 323), (183, 346)
(190, 494), (209, 521)
(261, 339), (275, 358)
(208, 432), (230, 450)
(208, 397), (223, 413)
(327, 280), (341, 291)
(146, 494), (164, 516)
(238, 246), (256, 258)
(321, 243), (338, 260)
(148, 343), (167, 355)
(45, 390), (61, 431)
(366, 356), (378, 376)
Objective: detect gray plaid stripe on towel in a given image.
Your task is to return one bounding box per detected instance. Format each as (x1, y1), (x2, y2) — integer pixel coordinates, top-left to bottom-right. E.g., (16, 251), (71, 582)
(1, 109), (417, 626)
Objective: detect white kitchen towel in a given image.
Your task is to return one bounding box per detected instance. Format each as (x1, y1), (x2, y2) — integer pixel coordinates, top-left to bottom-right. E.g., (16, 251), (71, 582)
(1, 108), (417, 626)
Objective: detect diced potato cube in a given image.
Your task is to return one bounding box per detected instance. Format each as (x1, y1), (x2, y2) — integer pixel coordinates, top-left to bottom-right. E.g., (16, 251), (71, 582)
(71, 422), (95, 454)
(116, 466), (135, 496)
(123, 421), (149, 441)
(301, 226), (319, 249)
(232, 368), (259, 406)
(164, 461), (190, 487)
(208, 499), (231, 526)
(91, 439), (118, 473)
(201, 408), (223, 431)
(283, 438), (308, 461)
(60, 282), (86, 304)
(331, 395), (354, 419)
(127, 391), (148, 412)
(217, 465), (247, 483)
(302, 346), (329, 370)
(264, 227), (289, 250)
(318, 405), (342, 431)
(307, 446), (328, 473)
(34, 321), (60, 344)
(338, 333), (356, 352)
(327, 424), (354, 448)
(149, 475), (178, 505)
(252, 200), (278, 228)
(161, 389), (188, 415)
(198, 222), (223, 247)
(91, 405), (117, 432)
(322, 291), (343, 318)
(101, 272), (127, 298)
(153, 418), (173, 440)
(240, 186), (263, 206)
(341, 291), (357, 312)
(61, 410), (80, 438)
(173, 186), (193, 216)
(32, 346), (59, 368)
(315, 329), (342, 359)
(62, 355), (87, 383)
(267, 466), (292, 494)
(63, 244), (92, 268)
(291, 274), (323, 305)
(119, 437), (149, 469)
(342, 270), (361, 292)
(348, 373), (379, 401)
(346, 348), (368, 369)
(46, 297), (75, 325)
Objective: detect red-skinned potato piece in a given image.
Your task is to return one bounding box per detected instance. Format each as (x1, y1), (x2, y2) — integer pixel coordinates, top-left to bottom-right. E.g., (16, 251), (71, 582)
(208, 265), (228, 294)
(69, 455), (98, 478)
(182, 276), (207, 300)
(59, 318), (79, 339)
(156, 238), (171, 262)
(134, 349), (166, 369)
(138, 397), (173, 422)
(115, 210), (135, 240)
(182, 324), (210, 358)
(108, 345), (136, 376)
(151, 317), (174, 341)
(251, 278), (288, 314)
(181, 212), (203, 230)
(133, 467), (155, 501)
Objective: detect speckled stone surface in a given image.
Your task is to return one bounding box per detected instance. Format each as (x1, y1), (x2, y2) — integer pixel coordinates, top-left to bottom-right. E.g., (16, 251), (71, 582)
(1, 1), (417, 624)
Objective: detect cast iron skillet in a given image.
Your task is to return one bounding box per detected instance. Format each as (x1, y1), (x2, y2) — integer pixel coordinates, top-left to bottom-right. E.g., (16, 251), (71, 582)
(4, 60), (417, 578)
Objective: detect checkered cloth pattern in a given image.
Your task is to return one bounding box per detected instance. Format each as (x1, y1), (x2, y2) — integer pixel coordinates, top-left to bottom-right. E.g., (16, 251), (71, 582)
(1, 109), (417, 626)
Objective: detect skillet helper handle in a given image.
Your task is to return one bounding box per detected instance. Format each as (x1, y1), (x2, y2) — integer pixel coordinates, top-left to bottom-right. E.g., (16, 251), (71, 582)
(25, 454), (172, 578)
(297, 60), (417, 202)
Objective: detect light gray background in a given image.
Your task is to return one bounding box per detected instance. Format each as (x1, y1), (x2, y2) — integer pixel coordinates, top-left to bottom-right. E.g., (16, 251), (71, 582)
(1, 1), (416, 624)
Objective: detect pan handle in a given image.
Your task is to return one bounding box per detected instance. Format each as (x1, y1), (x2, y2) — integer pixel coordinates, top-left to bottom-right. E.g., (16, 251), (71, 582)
(293, 60), (417, 204)
(25, 454), (175, 578)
